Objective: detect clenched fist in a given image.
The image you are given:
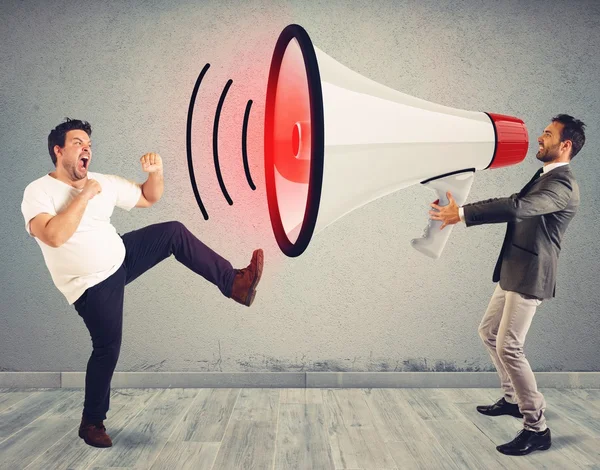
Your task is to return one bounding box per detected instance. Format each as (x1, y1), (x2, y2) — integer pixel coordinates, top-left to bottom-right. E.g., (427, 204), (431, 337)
(140, 152), (163, 173)
(80, 178), (102, 201)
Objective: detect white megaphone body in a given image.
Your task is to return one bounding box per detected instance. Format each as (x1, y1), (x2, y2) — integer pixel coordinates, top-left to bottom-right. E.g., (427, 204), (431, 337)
(264, 24), (528, 258)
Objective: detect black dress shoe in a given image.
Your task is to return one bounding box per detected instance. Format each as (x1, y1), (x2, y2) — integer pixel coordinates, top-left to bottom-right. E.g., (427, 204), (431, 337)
(496, 428), (551, 456)
(476, 397), (523, 418)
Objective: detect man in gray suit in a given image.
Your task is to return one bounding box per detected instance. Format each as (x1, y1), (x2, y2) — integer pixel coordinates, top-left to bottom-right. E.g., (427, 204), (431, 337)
(430, 114), (586, 456)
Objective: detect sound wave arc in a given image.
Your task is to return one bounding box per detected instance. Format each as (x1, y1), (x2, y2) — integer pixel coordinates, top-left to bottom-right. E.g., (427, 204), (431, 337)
(242, 99), (257, 191)
(186, 63), (211, 220)
(213, 79), (234, 205)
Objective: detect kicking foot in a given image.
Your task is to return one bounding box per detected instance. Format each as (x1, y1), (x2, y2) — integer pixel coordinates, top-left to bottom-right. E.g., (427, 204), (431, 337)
(231, 249), (263, 307)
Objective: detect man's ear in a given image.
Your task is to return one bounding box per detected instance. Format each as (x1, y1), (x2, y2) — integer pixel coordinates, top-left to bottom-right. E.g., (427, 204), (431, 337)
(53, 145), (62, 160)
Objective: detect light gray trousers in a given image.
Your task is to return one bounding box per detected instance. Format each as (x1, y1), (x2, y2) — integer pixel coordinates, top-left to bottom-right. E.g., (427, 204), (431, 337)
(478, 283), (547, 432)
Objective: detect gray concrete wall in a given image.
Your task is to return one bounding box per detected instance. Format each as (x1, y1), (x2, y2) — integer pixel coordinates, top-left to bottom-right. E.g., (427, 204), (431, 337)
(1, 0), (599, 373)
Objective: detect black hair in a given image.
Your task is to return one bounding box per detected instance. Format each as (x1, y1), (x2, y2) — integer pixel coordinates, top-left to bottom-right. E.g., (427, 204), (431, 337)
(551, 114), (586, 159)
(47, 118), (92, 166)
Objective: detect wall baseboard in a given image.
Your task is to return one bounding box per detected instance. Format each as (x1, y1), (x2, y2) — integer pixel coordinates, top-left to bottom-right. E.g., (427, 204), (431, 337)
(1, 371), (598, 389)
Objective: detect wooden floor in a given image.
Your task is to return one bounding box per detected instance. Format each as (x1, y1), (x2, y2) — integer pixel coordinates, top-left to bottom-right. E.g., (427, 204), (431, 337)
(0, 388), (598, 469)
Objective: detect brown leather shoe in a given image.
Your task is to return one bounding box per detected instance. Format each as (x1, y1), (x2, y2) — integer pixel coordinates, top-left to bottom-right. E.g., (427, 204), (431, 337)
(231, 249), (264, 306)
(79, 417), (112, 448)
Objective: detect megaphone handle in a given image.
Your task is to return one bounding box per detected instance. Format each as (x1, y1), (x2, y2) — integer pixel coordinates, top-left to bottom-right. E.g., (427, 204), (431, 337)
(411, 171), (475, 258)
(427, 171), (475, 211)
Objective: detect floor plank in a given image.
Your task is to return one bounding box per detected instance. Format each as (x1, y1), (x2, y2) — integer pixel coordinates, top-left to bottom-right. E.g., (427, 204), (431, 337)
(1, 417), (79, 470)
(211, 421), (276, 470)
(386, 439), (461, 470)
(323, 389), (397, 469)
(422, 417), (517, 470)
(210, 389), (279, 470)
(0, 390), (35, 413)
(571, 436), (600, 466)
(540, 405), (600, 466)
(168, 388), (239, 442)
(437, 388), (501, 406)
(273, 404), (335, 470)
(0, 391), (82, 470)
(399, 388), (464, 421)
(0, 389), (74, 442)
(545, 389), (600, 436)
(280, 388), (323, 404)
(362, 388), (437, 443)
(149, 441), (220, 470)
(227, 388), (279, 423)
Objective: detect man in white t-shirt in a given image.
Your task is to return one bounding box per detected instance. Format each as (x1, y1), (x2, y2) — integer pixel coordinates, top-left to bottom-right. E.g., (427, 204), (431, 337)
(21, 118), (264, 448)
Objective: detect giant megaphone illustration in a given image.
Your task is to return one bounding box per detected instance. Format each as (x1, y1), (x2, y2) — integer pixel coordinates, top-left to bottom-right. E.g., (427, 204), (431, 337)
(264, 24), (528, 258)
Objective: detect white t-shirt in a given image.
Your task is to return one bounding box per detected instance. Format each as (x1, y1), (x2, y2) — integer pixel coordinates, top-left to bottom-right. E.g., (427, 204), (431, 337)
(21, 172), (142, 305)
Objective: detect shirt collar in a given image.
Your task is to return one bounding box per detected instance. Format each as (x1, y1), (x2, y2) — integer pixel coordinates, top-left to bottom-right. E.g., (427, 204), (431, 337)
(543, 162), (569, 174)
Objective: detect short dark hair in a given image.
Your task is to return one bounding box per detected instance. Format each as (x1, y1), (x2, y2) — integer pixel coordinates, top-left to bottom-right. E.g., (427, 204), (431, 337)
(551, 114), (586, 160)
(47, 118), (92, 166)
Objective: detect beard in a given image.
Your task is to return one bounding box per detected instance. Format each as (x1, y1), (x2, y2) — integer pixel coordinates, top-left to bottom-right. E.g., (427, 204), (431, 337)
(63, 160), (87, 181)
(536, 143), (560, 163)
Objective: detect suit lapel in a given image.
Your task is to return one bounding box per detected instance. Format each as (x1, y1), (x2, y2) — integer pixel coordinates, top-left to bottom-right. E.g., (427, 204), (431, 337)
(519, 168), (544, 195)
(519, 165), (571, 195)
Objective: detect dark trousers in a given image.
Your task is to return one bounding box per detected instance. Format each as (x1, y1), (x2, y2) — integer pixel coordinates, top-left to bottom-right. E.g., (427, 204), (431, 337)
(73, 221), (235, 422)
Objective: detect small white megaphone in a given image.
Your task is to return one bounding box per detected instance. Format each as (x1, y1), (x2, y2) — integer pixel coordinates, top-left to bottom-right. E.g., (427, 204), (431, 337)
(264, 24), (528, 258)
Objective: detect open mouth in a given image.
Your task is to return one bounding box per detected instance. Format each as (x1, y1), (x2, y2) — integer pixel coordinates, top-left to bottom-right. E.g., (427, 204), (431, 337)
(79, 156), (90, 170)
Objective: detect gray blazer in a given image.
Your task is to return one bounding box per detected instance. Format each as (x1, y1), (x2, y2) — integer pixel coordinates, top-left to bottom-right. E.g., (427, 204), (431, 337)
(463, 165), (579, 299)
